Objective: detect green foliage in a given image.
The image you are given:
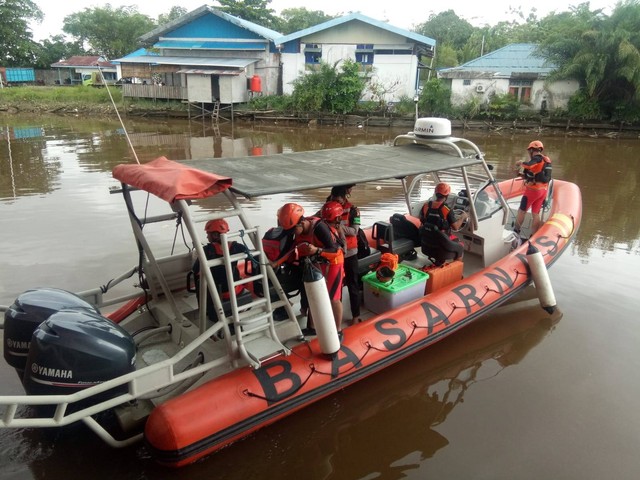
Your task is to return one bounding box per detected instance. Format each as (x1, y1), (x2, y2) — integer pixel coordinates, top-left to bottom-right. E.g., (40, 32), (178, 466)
(0, 0), (42, 65)
(418, 78), (452, 116)
(276, 7), (336, 34)
(290, 60), (365, 114)
(63, 6), (156, 59)
(485, 93), (521, 119)
(246, 94), (294, 111)
(415, 10), (474, 51)
(433, 44), (459, 69)
(216, 0), (279, 30)
(33, 35), (87, 69)
(157, 7), (188, 27)
(0, 86), (121, 103)
(566, 89), (603, 120)
(454, 96), (483, 120)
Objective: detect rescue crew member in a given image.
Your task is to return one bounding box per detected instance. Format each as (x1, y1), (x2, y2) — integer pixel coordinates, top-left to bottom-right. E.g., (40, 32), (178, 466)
(278, 202), (345, 339)
(325, 185), (361, 324)
(192, 219), (248, 322)
(514, 140), (552, 234)
(419, 182), (468, 233)
(419, 182), (467, 265)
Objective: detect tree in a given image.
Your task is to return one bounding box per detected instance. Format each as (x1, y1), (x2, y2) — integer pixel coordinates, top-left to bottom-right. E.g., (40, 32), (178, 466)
(63, 5), (156, 59)
(215, 0), (279, 30)
(33, 35), (87, 69)
(157, 6), (188, 27)
(276, 7), (336, 34)
(540, 1), (640, 119)
(415, 11), (474, 52)
(0, 0), (42, 65)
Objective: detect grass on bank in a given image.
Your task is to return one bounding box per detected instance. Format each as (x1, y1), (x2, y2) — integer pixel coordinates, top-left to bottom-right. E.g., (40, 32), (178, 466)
(0, 86), (189, 112)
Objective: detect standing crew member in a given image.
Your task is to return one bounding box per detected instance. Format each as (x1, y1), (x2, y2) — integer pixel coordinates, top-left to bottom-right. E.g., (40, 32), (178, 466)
(514, 140), (552, 234)
(325, 185), (361, 324)
(278, 202), (345, 339)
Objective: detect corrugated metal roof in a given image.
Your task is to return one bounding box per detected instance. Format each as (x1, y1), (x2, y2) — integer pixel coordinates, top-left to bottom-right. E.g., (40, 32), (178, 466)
(176, 69), (242, 76)
(139, 6), (282, 44)
(114, 56), (259, 68)
(275, 12), (436, 48)
(438, 43), (555, 78)
(154, 40), (268, 50)
(50, 56), (115, 68)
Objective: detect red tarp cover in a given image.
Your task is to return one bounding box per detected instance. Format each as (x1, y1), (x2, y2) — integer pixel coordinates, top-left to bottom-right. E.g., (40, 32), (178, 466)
(112, 157), (232, 202)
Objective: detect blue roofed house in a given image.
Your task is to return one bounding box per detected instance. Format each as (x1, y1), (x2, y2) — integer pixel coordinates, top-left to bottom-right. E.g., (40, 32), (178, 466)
(275, 13), (436, 104)
(114, 7), (436, 107)
(438, 43), (579, 112)
(114, 5), (282, 105)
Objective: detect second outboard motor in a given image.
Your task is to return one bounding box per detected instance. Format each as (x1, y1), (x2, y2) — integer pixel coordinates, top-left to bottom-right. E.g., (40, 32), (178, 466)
(22, 309), (136, 401)
(3, 288), (100, 376)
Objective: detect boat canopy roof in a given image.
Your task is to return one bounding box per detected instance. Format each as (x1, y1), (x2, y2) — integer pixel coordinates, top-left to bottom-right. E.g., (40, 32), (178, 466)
(112, 156), (232, 203)
(177, 142), (483, 198)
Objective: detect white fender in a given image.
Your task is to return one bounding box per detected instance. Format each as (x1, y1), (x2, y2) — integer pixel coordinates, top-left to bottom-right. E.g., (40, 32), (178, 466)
(302, 259), (340, 356)
(526, 242), (557, 314)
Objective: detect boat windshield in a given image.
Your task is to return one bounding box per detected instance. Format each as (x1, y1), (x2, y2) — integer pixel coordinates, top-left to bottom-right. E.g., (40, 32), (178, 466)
(473, 182), (504, 221)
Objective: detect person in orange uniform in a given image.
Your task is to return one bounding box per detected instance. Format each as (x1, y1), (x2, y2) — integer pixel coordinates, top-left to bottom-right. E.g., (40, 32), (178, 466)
(192, 219), (248, 322)
(419, 182), (468, 235)
(514, 140), (552, 234)
(325, 185), (361, 324)
(277, 202), (345, 339)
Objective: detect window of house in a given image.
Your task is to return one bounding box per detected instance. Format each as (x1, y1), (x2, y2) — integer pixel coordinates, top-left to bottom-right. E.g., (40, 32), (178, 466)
(509, 79), (533, 103)
(356, 44), (374, 65)
(304, 44), (322, 64)
(463, 79), (471, 86)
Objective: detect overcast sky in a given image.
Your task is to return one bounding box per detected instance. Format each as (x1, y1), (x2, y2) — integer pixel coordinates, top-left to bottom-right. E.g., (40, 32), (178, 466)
(30, 0), (615, 42)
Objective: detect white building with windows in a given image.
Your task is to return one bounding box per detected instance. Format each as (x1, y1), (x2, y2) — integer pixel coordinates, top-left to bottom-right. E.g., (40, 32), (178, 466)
(276, 13), (436, 104)
(438, 43), (579, 112)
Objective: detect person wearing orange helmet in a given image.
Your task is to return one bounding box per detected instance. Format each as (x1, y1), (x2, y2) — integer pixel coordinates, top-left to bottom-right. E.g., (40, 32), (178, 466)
(322, 186), (362, 324)
(282, 201), (346, 338)
(191, 218), (248, 322)
(419, 182), (468, 233)
(514, 140), (553, 234)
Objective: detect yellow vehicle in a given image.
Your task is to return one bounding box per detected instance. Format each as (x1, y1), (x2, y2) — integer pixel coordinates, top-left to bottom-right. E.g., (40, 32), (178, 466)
(82, 72), (117, 87)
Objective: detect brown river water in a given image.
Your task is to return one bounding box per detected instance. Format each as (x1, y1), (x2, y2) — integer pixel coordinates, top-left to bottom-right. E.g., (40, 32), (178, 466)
(0, 113), (639, 479)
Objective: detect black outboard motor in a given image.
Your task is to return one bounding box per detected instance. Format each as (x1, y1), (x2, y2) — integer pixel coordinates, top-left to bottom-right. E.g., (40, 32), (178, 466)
(3, 288), (100, 377)
(23, 309), (136, 400)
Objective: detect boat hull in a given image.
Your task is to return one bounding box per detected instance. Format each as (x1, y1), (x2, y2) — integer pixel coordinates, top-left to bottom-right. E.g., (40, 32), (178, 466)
(144, 179), (582, 466)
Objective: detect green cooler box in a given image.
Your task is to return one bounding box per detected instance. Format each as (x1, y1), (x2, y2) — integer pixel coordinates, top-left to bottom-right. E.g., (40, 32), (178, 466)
(362, 265), (429, 314)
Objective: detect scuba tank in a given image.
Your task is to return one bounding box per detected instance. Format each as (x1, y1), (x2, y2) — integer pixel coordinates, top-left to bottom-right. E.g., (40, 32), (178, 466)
(302, 258), (340, 356)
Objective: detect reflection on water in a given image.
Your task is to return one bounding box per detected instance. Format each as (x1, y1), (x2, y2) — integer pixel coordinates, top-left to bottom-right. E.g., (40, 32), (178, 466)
(1, 113), (640, 480)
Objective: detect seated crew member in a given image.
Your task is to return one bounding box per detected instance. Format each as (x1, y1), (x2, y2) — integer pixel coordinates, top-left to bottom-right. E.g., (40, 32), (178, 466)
(192, 219), (248, 322)
(278, 202), (345, 340)
(419, 182), (468, 265)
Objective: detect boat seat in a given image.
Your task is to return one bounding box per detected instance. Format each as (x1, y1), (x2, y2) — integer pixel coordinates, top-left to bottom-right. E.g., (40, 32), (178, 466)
(372, 219), (418, 260)
(419, 224), (464, 266)
(357, 247), (382, 277)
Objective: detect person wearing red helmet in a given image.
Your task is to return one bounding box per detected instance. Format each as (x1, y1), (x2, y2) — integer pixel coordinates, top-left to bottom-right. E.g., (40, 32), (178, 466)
(514, 140), (553, 234)
(192, 218), (248, 323)
(283, 201), (346, 338)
